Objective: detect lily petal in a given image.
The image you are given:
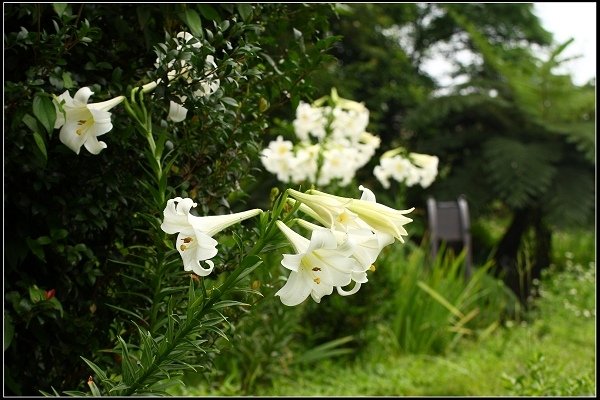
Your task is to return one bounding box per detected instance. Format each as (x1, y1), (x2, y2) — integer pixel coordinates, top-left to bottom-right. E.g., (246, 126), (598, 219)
(168, 101), (188, 123)
(190, 209), (262, 237)
(276, 220), (310, 254)
(276, 271), (313, 306)
(281, 253), (304, 272)
(161, 197), (198, 234)
(59, 126), (87, 155)
(177, 230), (218, 270)
(89, 95), (125, 112)
(82, 136), (108, 155)
(337, 281), (363, 296)
(73, 87), (94, 107)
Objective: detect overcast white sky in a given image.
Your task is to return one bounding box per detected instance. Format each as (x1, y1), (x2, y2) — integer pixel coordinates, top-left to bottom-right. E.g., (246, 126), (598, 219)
(422, 2), (596, 88)
(534, 2), (596, 85)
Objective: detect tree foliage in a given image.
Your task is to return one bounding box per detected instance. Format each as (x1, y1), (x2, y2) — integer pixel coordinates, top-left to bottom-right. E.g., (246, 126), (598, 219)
(403, 7), (594, 301)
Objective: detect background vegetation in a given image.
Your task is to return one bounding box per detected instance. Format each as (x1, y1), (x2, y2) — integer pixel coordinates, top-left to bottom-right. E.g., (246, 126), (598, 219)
(3, 3), (595, 396)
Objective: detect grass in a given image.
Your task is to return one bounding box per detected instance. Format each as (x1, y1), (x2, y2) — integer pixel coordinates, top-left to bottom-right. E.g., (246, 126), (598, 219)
(259, 257), (596, 396)
(176, 240), (596, 396)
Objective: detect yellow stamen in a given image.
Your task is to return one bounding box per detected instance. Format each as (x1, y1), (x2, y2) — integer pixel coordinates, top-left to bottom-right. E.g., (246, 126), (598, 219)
(369, 264), (376, 272)
(277, 146), (288, 156)
(75, 119), (93, 136)
(180, 244), (187, 251)
(313, 277), (321, 284)
(337, 212), (351, 224)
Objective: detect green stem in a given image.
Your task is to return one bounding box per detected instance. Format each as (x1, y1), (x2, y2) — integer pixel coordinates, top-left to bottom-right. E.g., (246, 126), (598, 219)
(121, 228), (275, 396)
(121, 192), (289, 395)
(148, 252), (165, 332)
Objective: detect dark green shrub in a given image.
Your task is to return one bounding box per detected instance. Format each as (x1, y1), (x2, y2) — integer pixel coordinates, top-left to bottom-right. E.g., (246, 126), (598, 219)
(4, 4), (338, 395)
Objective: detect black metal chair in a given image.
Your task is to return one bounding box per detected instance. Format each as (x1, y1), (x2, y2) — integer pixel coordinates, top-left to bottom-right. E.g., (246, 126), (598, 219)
(426, 195), (472, 278)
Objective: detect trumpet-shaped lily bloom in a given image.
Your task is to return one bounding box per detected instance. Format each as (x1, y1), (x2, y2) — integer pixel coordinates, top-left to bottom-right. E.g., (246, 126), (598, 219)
(286, 188), (352, 230)
(288, 185), (413, 244)
(161, 197), (261, 276)
(295, 218), (381, 296)
(53, 87), (125, 155)
(295, 218), (380, 271)
(310, 185), (414, 243)
(275, 220), (360, 306)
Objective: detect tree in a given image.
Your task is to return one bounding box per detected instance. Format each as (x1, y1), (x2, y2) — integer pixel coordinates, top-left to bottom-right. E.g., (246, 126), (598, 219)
(404, 8), (595, 303)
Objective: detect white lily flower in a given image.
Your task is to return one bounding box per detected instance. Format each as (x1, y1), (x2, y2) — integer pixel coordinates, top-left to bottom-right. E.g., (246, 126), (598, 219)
(410, 152), (439, 188)
(295, 218), (381, 296)
(290, 186), (413, 243)
(275, 220), (359, 306)
(373, 165), (391, 189)
(141, 80), (160, 93)
(296, 218), (380, 269)
(53, 87), (125, 155)
(290, 145), (319, 184)
(167, 100), (188, 123)
(289, 195), (395, 252)
(311, 185), (414, 243)
(161, 197), (261, 276)
(287, 188), (352, 230)
(293, 102), (327, 141)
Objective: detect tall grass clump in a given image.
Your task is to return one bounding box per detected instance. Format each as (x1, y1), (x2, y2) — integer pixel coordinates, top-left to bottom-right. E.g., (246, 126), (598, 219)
(363, 240), (519, 357)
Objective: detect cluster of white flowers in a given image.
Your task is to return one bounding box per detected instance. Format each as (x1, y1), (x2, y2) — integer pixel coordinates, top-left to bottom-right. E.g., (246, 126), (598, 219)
(373, 148), (439, 189)
(158, 184), (413, 307)
(155, 31), (220, 123)
(52, 31), (218, 155)
(275, 185), (413, 306)
(51, 33), (417, 309)
(261, 89), (381, 187)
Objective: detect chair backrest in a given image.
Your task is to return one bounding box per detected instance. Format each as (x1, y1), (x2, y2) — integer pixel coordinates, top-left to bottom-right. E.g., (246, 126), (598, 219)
(426, 195), (472, 278)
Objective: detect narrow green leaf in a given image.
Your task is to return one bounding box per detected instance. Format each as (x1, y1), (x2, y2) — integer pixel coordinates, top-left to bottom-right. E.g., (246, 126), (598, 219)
(106, 303), (145, 322)
(108, 383), (130, 393)
(36, 235), (52, 245)
(117, 336), (135, 385)
(47, 298), (64, 317)
(50, 228), (68, 240)
(234, 256), (263, 284)
(87, 377), (101, 396)
(26, 238), (46, 261)
(62, 390), (88, 396)
(28, 285), (46, 303)
(220, 97), (239, 107)
(80, 357), (109, 382)
(212, 300), (249, 310)
(62, 72), (74, 89)
(32, 132), (48, 162)
(33, 95), (56, 135)
(293, 336), (355, 365)
(417, 281), (464, 318)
